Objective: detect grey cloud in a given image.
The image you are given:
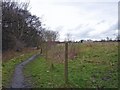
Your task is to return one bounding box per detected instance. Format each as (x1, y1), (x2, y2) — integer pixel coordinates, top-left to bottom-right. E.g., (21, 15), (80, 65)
(110, 23), (118, 30)
(55, 26), (64, 31)
(96, 20), (105, 25)
(68, 22), (118, 40)
(97, 23), (118, 39)
(69, 25), (95, 40)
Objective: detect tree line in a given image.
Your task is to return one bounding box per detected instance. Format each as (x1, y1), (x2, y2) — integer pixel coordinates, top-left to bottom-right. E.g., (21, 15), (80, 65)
(2, 0), (58, 51)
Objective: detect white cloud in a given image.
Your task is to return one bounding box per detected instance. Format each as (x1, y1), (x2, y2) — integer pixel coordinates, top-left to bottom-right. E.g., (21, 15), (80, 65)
(25, 0), (118, 41)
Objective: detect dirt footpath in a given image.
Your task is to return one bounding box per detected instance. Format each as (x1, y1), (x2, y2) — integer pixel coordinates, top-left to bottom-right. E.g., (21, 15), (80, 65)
(11, 53), (40, 88)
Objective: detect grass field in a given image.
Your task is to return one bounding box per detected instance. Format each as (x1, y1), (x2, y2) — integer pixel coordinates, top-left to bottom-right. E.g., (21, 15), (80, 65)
(23, 42), (118, 88)
(2, 49), (40, 87)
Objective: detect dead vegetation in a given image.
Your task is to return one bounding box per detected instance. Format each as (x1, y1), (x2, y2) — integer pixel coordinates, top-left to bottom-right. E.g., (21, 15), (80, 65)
(2, 48), (39, 62)
(43, 42), (80, 64)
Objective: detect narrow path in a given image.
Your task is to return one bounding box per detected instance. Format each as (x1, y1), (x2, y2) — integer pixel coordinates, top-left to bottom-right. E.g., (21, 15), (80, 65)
(11, 53), (40, 88)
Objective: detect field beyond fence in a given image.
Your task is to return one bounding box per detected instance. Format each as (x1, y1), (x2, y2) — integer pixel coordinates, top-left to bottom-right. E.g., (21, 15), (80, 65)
(23, 42), (118, 88)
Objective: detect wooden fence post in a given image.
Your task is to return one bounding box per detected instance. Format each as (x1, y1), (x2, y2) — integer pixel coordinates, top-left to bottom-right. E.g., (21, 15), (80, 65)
(46, 41), (48, 60)
(65, 42), (68, 83)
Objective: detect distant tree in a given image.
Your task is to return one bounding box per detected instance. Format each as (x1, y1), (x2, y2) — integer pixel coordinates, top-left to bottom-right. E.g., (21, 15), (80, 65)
(80, 40), (84, 43)
(106, 37), (109, 41)
(65, 33), (72, 42)
(43, 30), (59, 42)
(100, 39), (105, 42)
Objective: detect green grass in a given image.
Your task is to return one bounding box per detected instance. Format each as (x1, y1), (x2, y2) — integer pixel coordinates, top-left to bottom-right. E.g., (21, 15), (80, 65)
(24, 42), (118, 88)
(2, 50), (39, 87)
(24, 57), (65, 88)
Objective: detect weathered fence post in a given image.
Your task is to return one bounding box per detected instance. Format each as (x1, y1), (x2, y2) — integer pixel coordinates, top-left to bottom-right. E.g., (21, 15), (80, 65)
(65, 42), (68, 83)
(46, 41), (48, 60)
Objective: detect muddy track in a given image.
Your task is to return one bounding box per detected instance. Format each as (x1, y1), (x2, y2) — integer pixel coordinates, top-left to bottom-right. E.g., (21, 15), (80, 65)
(11, 53), (40, 88)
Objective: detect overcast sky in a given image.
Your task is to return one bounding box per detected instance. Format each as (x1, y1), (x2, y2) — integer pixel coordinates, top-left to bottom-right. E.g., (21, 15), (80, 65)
(23, 0), (118, 41)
